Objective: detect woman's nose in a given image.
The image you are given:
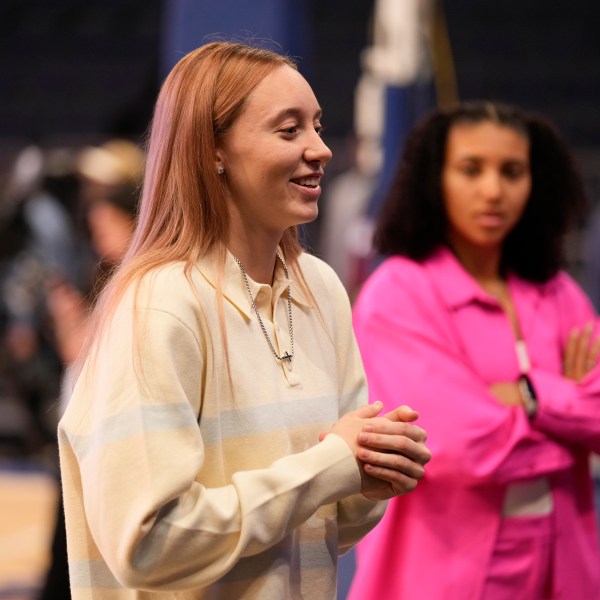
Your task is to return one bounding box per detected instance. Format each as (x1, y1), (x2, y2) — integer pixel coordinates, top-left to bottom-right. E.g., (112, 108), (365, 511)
(480, 171), (502, 200)
(305, 132), (332, 166)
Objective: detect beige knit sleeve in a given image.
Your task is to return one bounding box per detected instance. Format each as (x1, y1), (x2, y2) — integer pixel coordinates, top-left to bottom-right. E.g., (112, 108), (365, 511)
(61, 300), (364, 591)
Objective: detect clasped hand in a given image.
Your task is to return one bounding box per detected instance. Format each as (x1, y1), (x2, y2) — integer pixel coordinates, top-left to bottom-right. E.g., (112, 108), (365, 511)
(323, 402), (431, 501)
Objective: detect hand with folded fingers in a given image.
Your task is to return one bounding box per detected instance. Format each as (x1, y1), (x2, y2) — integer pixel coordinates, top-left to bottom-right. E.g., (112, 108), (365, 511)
(563, 321), (600, 382)
(323, 402), (431, 500)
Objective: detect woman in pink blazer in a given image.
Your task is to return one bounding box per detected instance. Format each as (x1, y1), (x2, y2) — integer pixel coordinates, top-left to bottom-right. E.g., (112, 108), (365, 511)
(349, 102), (600, 599)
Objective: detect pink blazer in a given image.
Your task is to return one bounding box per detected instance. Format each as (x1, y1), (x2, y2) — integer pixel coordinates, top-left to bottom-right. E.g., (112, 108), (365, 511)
(349, 247), (600, 600)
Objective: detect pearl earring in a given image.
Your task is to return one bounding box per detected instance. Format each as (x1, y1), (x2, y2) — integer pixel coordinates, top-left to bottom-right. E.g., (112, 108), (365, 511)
(217, 166), (224, 175)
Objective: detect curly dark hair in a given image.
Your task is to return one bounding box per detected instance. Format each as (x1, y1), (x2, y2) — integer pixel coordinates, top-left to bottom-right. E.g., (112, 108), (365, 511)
(373, 101), (588, 282)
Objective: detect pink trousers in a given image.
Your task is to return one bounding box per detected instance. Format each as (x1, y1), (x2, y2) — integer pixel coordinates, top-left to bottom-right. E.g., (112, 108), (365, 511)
(482, 514), (553, 600)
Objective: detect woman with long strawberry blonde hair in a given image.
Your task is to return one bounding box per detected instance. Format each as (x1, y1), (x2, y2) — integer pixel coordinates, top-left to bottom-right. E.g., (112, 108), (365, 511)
(58, 42), (431, 599)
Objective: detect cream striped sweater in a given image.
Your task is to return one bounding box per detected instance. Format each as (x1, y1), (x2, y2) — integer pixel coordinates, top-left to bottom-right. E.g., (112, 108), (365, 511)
(58, 251), (385, 599)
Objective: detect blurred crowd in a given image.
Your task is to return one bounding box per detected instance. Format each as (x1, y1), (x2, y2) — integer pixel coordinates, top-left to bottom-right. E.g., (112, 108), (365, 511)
(0, 138), (144, 463)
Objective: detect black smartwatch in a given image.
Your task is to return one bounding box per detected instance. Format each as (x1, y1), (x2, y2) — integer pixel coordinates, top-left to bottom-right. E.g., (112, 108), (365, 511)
(518, 374), (538, 418)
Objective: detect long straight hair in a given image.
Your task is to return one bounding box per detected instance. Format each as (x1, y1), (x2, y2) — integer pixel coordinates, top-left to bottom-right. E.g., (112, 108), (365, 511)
(73, 42), (306, 378)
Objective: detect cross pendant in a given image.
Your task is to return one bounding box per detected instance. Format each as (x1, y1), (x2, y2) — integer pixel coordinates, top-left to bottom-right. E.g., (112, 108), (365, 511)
(281, 351), (292, 362)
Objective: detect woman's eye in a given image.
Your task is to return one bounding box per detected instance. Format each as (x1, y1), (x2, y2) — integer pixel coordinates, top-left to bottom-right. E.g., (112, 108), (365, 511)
(503, 165), (527, 179)
(460, 165), (479, 176)
(281, 126), (298, 136)
(315, 125), (324, 136)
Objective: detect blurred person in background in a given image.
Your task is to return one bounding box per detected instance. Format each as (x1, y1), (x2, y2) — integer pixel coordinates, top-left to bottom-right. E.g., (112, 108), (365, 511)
(57, 42), (431, 599)
(349, 101), (600, 599)
(0, 145), (81, 456)
(318, 134), (379, 299)
(46, 139), (144, 365)
(38, 138), (144, 600)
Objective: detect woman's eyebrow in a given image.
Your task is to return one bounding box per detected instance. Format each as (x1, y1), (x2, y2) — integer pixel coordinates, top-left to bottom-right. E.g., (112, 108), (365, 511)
(268, 106), (323, 125)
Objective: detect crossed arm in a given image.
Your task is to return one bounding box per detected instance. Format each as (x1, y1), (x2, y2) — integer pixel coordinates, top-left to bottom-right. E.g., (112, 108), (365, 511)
(490, 322), (600, 407)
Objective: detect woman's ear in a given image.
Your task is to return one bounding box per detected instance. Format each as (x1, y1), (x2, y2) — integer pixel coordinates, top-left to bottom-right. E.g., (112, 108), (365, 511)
(215, 149), (225, 175)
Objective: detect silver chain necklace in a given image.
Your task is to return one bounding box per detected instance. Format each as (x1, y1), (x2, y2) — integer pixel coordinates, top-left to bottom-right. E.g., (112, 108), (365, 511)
(233, 253), (294, 362)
